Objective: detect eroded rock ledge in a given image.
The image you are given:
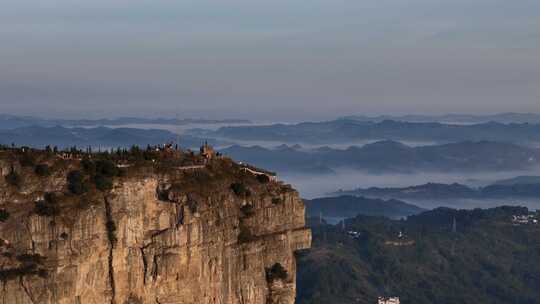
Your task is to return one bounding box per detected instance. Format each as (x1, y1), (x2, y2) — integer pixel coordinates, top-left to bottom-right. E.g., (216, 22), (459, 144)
(0, 149), (311, 304)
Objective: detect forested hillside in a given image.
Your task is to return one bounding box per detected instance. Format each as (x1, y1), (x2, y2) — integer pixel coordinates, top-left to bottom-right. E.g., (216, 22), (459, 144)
(297, 207), (540, 304)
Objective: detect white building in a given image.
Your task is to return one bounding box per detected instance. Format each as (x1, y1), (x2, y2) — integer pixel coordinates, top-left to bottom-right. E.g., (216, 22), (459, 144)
(512, 214), (538, 225)
(378, 297), (400, 304)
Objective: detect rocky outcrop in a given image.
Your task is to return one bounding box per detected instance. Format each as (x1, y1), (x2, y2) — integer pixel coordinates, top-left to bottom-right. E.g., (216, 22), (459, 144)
(0, 153), (311, 304)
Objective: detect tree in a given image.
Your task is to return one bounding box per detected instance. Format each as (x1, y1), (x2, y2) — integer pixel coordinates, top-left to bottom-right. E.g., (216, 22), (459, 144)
(67, 171), (88, 195)
(94, 174), (113, 191)
(95, 160), (118, 177)
(266, 263), (288, 282)
(34, 164), (50, 176)
(19, 153), (36, 167)
(5, 170), (22, 187)
(240, 204), (255, 217)
(272, 197), (283, 205)
(0, 209), (10, 222)
(81, 158), (96, 174)
(257, 174), (270, 184)
(231, 183), (251, 197)
(238, 225), (254, 243)
(34, 193), (60, 217)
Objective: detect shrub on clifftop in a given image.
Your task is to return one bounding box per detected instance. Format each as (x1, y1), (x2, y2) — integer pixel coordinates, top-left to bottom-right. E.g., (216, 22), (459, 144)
(34, 164), (50, 176)
(94, 174), (113, 191)
(5, 170), (22, 187)
(67, 170), (88, 195)
(231, 182), (251, 197)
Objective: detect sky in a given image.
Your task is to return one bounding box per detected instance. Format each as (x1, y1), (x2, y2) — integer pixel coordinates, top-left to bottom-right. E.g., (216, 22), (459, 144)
(1, 0), (539, 121)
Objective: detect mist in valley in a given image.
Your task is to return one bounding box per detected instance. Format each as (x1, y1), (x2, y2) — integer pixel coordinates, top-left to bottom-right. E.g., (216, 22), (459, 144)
(282, 167), (540, 204)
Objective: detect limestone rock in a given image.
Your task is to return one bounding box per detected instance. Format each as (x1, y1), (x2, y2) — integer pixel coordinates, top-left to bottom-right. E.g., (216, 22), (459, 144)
(0, 155), (311, 304)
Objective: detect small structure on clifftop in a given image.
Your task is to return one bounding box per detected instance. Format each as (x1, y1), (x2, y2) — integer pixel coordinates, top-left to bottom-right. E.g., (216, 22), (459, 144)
(200, 141), (215, 160)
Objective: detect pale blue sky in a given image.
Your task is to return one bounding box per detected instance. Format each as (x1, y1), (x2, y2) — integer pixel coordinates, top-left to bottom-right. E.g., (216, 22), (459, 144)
(1, 0), (539, 120)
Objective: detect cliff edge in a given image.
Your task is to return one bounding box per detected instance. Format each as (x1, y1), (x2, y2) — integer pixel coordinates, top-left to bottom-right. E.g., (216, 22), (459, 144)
(0, 147), (311, 304)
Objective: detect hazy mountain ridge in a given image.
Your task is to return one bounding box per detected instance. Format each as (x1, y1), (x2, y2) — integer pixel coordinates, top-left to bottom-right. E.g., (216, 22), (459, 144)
(304, 195), (425, 219)
(340, 112), (540, 124)
(335, 181), (540, 200)
(220, 141), (540, 173)
(0, 114), (250, 129)
(206, 119), (540, 145)
(491, 176), (540, 186)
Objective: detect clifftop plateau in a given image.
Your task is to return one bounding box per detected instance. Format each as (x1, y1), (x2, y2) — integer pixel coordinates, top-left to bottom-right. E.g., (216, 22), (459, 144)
(0, 146), (311, 304)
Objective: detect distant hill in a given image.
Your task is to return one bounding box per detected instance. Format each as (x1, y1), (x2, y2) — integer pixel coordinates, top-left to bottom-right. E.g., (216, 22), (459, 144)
(0, 126), (219, 149)
(304, 195), (425, 219)
(336, 182), (540, 200)
(297, 206), (540, 304)
(491, 176), (540, 186)
(0, 114), (250, 129)
(219, 144), (335, 174)
(340, 112), (540, 124)
(205, 119), (540, 145)
(220, 141), (540, 173)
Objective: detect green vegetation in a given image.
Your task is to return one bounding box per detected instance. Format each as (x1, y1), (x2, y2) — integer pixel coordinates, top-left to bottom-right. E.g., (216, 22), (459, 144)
(34, 163), (50, 176)
(0, 264), (47, 282)
(0, 254), (47, 282)
(256, 174), (270, 184)
(19, 153), (36, 167)
(231, 182), (251, 197)
(265, 263), (288, 283)
(94, 160), (120, 177)
(34, 193), (60, 217)
(5, 170), (22, 187)
(16, 254), (44, 265)
(0, 209), (9, 222)
(238, 225), (254, 243)
(297, 206), (540, 304)
(94, 174), (113, 191)
(67, 170), (88, 195)
(240, 203), (255, 217)
(82, 159), (122, 192)
(271, 197), (283, 205)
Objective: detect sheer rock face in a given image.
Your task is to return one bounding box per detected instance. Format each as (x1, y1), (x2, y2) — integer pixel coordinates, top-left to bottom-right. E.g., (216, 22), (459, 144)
(0, 162), (311, 304)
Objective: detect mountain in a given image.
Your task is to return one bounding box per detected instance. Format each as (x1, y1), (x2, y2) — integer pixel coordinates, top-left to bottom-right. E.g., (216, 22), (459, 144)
(297, 206), (540, 304)
(0, 126), (221, 149)
(0, 114), (250, 129)
(0, 146), (309, 303)
(204, 119), (540, 145)
(219, 144), (336, 174)
(220, 141), (540, 173)
(304, 195), (425, 219)
(336, 182), (540, 200)
(491, 176), (540, 186)
(340, 112), (540, 124)
(335, 183), (477, 200)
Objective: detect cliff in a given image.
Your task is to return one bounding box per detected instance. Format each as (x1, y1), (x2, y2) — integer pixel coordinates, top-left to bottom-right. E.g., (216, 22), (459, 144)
(0, 147), (311, 304)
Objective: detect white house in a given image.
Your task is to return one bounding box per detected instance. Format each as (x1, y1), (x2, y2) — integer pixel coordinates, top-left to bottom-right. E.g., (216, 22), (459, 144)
(378, 297), (400, 304)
